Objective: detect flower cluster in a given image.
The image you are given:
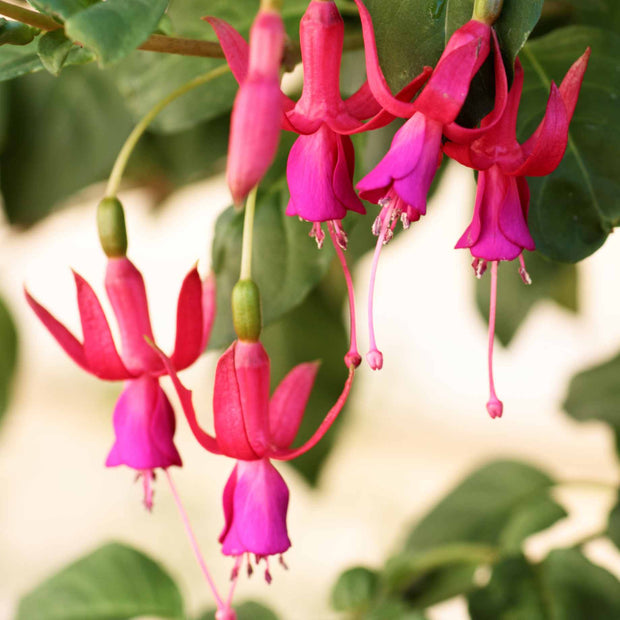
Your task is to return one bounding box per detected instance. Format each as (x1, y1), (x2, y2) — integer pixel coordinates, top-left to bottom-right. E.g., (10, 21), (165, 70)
(25, 0), (590, 616)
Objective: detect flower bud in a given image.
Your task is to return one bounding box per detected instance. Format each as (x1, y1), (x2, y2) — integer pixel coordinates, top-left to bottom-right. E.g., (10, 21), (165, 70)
(227, 9), (284, 204)
(232, 279), (262, 342)
(473, 0), (503, 24)
(97, 197), (128, 258)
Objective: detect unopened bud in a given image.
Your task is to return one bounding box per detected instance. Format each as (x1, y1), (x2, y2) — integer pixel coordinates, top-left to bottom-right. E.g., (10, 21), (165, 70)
(473, 0), (503, 24)
(97, 197), (128, 257)
(232, 279), (262, 341)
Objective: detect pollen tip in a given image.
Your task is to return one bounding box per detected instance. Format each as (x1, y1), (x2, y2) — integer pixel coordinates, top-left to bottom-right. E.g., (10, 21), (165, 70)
(366, 349), (383, 370)
(345, 351), (362, 368)
(486, 397), (503, 419)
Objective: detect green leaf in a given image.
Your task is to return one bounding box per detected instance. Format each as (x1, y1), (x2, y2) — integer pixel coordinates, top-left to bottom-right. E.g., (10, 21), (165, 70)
(0, 297), (17, 425)
(405, 460), (564, 553)
(64, 0), (168, 66)
(37, 30), (94, 75)
(564, 348), (620, 434)
(16, 542), (185, 620)
(27, 0), (98, 21)
(331, 566), (380, 613)
(363, 0), (543, 123)
(475, 251), (578, 346)
(521, 26), (620, 262)
(261, 285), (349, 485)
(0, 67), (134, 226)
(365, 600), (428, 620)
(209, 179), (333, 349)
(0, 41), (43, 82)
(608, 493), (620, 551)
(0, 19), (39, 46)
(469, 550), (620, 619)
(198, 601), (279, 620)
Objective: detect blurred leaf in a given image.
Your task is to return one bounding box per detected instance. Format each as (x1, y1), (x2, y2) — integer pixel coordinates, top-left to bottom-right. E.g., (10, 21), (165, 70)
(0, 297), (17, 425)
(364, 0), (543, 123)
(405, 460), (564, 553)
(209, 183), (333, 349)
(37, 30), (94, 75)
(0, 19), (39, 46)
(0, 66), (133, 226)
(365, 600), (427, 620)
(64, 0), (168, 66)
(564, 349), (620, 441)
(262, 285), (349, 485)
(540, 0), (620, 34)
(608, 493), (620, 550)
(331, 566), (380, 613)
(0, 42), (43, 81)
(16, 542), (184, 620)
(198, 601), (279, 620)
(469, 549), (620, 619)
(521, 26), (620, 262)
(27, 0), (98, 21)
(475, 251), (578, 346)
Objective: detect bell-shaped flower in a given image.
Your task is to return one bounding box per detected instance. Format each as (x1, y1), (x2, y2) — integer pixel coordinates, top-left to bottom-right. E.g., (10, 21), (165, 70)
(25, 258), (216, 507)
(227, 7), (285, 204)
(443, 50), (590, 418)
(207, 0), (431, 368)
(353, 0), (508, 368)
(153, 338), (354, 577)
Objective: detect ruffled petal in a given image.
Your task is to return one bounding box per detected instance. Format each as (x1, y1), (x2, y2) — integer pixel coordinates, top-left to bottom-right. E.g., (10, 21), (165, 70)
(269, 361), (319, 450)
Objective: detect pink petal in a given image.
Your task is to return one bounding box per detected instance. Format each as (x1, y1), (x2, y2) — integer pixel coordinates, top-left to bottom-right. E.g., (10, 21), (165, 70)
(272, 367), (354, 461)
(149, 339), (221, 454)
(455, 167), (486, 250)
(170, 267), (205, 371)
(269, 361), (319, 450)
(105, 376), (182, 470)
(203, 17), (249, 84)
(218, 463), (238, 545)
(499, 175), (535, 251)
(221, 459), (291, 557)
(213, 343), (260, 460)
(333, 135), (366, 214)
(73, 271), (132, 380)
(105, 258), (161, 375)
(344, 81), (382, 120)
(25, 288), (90, 374)
(201, 272), (216, 352)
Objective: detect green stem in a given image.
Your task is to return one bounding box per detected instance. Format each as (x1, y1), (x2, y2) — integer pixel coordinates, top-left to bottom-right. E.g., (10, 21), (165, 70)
(105, 64), (230, 198)
(239, 187), (258, 281)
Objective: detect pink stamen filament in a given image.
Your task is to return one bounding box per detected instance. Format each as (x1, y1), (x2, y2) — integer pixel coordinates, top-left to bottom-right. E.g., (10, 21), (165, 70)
(366, 204), (394, 370)
(225, 557), (242, 611)
(165, 470), (228, 612)
(327, 221), (361, 368)
(486, 261), (503, 419)
(141, 469), (154, 511)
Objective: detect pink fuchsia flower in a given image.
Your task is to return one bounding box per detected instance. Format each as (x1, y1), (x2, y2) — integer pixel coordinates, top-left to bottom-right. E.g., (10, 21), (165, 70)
(25, 258), (215, 507)
(354, 0), (508, 369)
(444, 50), (590, 418)
(227, 8), (285, 204)
(207, 0), (430, 368)
(154, 338), (354, 578)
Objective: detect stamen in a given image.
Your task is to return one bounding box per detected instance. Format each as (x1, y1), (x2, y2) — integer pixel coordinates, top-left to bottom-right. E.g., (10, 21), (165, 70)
(332, 220), (348, 250)
(518, 254), (532, 285)
(472, 258), (488, 279)
(279, 554), (289, 570)
(401, 212), (411, 229)
(327, 221), (361, 368)
(246, 553), (254, 578)
(264, 557), (272, 584)
(486, 261), (503, 419)
(366, 204), (394, 370)
(140, 469), (155, 511)
(225, 556), (242, 613)
(309, 222), (325, 249)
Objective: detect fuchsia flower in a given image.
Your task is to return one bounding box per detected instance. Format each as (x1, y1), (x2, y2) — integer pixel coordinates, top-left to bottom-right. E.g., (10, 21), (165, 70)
(354, 0), (508, 369)
(208, 0), (430, 368)
(155, 338), (354, 579)
(444, 51), (590, 418)
(226, 8), (285, 204)
(26, 258), (215, 507)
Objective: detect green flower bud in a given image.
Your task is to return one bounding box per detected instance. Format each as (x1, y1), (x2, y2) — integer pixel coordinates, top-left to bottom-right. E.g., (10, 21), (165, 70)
(473, 0), (503, 24)
(97, 197), (128, 258)
(232, 279), (262, 341)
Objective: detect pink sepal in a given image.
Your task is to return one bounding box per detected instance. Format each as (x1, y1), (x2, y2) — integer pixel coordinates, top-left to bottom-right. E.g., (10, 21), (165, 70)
(73, 271), (133, 380)
(269, 361), (320, 450)
(272, 367), (354, 461)
(105, 258), (161, 375)
(220, 459), (291, 557)
(204, 17), (249, 84)
(105, 376), (182, 470)
(213, 343), (261, 460)
(170, 267), (207, 371)
(25, 287), (91, 375)
(201, 273), (216, 352)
